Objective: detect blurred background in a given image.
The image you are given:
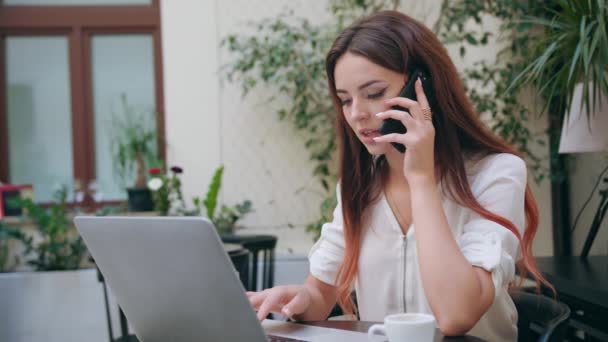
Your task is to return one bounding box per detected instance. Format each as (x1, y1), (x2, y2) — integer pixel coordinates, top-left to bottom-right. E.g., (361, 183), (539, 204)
(0, 0), (606, 341)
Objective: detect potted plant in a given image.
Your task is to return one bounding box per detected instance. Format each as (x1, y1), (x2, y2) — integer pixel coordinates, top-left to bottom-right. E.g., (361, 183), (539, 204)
(0, 221), (30, 272)
(111, 94), (159, 212)
(147, 165), (187, 216)
(509, 0), (608, 120)
(194, 166), (253, 235)
(7, 186), (87, 271)
(147, 165), (253, 233)
(0, 187), (121, 341)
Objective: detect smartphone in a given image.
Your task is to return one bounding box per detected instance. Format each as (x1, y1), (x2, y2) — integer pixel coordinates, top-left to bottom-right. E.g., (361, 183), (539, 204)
(378, 68), (433, 153)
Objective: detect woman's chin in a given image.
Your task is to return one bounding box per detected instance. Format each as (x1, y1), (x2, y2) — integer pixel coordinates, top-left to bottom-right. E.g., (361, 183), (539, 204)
(363, 143), (390, 156)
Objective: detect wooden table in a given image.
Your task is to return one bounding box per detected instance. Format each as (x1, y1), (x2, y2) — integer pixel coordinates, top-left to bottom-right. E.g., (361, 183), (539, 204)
(303, 321), (487, 341)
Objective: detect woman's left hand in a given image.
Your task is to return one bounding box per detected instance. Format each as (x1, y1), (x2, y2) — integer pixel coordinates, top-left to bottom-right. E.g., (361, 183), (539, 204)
(373, 78), (436, 184)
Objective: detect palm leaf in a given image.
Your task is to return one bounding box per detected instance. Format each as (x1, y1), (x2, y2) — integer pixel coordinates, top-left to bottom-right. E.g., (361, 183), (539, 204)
(203, 166), (224, 220)
(510, 0), (608, 119)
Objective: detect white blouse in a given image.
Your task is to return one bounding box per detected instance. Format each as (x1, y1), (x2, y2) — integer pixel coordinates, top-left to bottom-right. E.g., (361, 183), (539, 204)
(309, 153), (525, 342)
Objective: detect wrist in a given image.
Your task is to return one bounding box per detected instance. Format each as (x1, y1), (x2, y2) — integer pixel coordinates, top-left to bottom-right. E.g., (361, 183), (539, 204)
(408, 174), (437, 189)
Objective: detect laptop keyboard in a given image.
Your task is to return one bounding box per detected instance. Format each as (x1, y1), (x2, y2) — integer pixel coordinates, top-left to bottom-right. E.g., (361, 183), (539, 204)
(266, 334), (309, 342)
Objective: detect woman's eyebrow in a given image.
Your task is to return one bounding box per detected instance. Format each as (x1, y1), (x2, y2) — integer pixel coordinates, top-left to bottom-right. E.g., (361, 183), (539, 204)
(336, 80), (385, 93)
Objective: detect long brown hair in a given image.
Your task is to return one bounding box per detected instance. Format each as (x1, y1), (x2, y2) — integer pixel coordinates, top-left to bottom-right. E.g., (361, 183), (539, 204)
(325, 10), (551, 315)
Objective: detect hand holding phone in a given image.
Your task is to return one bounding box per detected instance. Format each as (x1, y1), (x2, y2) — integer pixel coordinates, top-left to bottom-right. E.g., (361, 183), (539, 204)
(378, 68), (433, 153)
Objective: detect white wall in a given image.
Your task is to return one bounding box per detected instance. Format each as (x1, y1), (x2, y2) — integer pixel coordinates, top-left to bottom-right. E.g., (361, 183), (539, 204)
(160, 0), (222, 206)
(160, 0), (555, 256)
(217, 0), (330, 241)
(161, 0), (333, 255)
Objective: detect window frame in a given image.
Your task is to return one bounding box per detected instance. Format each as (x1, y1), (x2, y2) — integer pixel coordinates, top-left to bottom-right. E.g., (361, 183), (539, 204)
(0, 1), (165, 206)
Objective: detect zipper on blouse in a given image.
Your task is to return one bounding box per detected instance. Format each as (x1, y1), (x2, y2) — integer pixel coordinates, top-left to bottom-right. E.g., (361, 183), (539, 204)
(402, 234), (408, 312)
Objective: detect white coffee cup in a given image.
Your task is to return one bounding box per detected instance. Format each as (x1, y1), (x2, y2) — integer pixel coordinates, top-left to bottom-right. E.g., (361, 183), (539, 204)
(368, 313), (436, 341)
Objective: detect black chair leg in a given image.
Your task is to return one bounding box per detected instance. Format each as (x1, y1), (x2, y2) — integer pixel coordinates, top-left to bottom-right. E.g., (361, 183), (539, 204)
(119, 307), (129, 339)
(251, 252), (259, 291)
(97, 267), (115, 342)
(268, 249), (274, 288)
(264, 251), (268, 289)
(96, 262), (138, 342)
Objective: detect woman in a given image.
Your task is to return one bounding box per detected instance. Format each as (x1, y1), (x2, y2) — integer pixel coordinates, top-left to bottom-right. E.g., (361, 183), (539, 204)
(247, 10), (549, 341)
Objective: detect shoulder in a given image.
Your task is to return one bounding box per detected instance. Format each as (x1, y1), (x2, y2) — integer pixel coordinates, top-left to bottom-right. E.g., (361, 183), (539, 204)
(465, 153), (527, 189)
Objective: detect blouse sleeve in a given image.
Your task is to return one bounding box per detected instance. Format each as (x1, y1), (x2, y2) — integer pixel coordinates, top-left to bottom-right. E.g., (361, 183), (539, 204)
(458, 154), (527, 296)
(308, 184), (345, 286)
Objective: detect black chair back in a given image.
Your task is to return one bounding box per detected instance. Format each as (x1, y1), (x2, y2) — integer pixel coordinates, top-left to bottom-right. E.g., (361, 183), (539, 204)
(221, 234), (277, 291)
(228, 248), (250, 289)
(511, 291), (570, 342)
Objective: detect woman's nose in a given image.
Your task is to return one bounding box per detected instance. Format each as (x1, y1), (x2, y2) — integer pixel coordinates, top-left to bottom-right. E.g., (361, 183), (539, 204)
(351, 98), (371, 121)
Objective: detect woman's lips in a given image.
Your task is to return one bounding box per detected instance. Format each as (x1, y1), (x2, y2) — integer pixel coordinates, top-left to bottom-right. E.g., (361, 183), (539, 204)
(359, 129), (381, 144)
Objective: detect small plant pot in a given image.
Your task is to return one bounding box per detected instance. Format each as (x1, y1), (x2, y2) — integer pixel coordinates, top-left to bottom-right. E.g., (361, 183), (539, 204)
(126, 187), (154, 212)
(1, 190), (23, 217)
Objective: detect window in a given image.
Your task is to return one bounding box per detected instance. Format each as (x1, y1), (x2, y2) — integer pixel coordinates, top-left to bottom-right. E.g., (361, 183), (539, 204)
(0, 1), (165, 203)
(2, 0), (151, 5)
(5, 36), (75, 202)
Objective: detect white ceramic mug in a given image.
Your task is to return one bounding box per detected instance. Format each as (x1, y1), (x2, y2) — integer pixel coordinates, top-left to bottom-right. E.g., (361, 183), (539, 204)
(368, 313), (436, 341)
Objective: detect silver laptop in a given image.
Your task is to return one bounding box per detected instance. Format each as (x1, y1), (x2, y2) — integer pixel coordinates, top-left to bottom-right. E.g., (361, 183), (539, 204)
(74, 216), (368, 342)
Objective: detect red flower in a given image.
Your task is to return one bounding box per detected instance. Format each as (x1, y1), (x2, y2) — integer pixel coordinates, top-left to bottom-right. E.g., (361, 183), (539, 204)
(148, 167), (161, 175)
(170, 166), (183, 174)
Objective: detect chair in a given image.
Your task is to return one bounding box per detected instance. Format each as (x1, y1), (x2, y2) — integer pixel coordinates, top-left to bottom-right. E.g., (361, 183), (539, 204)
(229, 248), (250, 289)
(220, 234), (277, 291)
(511, 290), (570, 342)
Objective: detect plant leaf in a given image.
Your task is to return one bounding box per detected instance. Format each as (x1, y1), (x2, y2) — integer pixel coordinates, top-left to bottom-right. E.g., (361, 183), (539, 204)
(203, 166), (224, 219)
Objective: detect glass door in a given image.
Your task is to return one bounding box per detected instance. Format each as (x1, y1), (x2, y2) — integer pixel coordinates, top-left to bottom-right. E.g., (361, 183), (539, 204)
(89, 33), (157, 200)
(0, 2), (164, 206)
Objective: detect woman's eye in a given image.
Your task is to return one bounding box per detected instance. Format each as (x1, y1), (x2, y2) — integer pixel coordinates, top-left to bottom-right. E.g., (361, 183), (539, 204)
(341, 99), (352, 106)
(367, 90), (386, 99)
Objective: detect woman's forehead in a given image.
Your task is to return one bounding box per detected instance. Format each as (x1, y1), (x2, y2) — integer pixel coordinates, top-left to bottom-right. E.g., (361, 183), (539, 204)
(334, 53), (403, 91)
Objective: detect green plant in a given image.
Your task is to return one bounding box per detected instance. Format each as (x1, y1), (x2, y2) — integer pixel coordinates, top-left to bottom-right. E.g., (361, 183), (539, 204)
(0, 221), (31, 272)
(111, 94), (159, 188)
(210, 202), (254, 236)
(224, 0), (603, 239)
(222, 0), (400, 240)
(434, 0), (555, 182)
(9, 186), (87, 271)
(201, 166), (223, 219)
(304, 194), (338, 241)
(192, 166), (253, 235)
(147, 166), (186, 216)
(510, 0), (608, 120)
(436, 0), (608, 183)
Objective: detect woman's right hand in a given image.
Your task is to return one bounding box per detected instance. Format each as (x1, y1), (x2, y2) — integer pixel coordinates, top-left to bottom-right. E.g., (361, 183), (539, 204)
(246, 285), (312, 321)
